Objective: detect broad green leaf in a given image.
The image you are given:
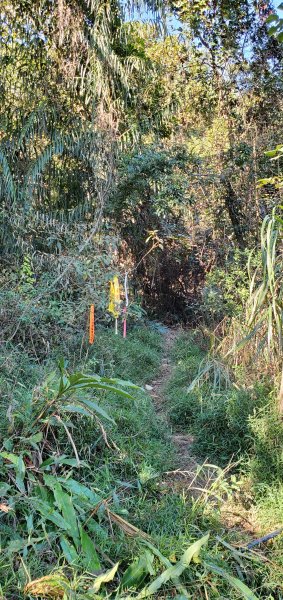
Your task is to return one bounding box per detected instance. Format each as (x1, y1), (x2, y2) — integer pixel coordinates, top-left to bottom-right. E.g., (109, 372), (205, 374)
(43, 473), (58, 487)
(142, 540), (172, 568)
(73, 382), (135, 399)
(59, 478), (101, 504)
(58, 372), (70, 396)
(0, 482), (11, 495)
(40, 455), (78, 469)
(25, 432), (43, 445)
(60, 536), (79, 564)
(36, 500), (72, 531)
(266, 14), (279, 23)
(7, 538), (28, 554)
(142, 539), (194, 598)
(206, 562), (258, 600)
(80, 526), (101, 572)
(68, 372), (96, 386)
(68, 373), (138, 390)
(98, 376), (139, 390)
(93, 562), (119, 592)
(138, 534), (209, 598)
(78, 398), (115, 423)
(40, 457), (56, 467)
(121, 552), (154, 590)
(55, 489), (79, 545)
(0, 452), (25, 471)
(26, 514), (34, 534)
(268, 25), (280, 35)
(1, 453), (26, 492)
(61, 404), (93, 417)
(44, 475), (79, 544)
(87, 518), (109, 539)
(57, 458), (81, 466)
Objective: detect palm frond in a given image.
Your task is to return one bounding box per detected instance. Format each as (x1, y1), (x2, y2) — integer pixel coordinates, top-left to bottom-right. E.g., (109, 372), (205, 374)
(0, 150), (16, 202)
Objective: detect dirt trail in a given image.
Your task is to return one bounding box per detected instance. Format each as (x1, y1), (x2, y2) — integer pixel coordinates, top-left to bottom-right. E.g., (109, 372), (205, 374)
(148, 330), (257, 533)
(148, 328), (201, 491)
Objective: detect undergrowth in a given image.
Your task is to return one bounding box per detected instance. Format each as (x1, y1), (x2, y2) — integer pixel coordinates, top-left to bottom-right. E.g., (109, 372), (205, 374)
(1, 326), (283, 598)
(165, 330), (283, 597)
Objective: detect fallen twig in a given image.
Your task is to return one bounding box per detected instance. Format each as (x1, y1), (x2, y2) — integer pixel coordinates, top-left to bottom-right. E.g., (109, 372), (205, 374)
(244, 528), (283, 550)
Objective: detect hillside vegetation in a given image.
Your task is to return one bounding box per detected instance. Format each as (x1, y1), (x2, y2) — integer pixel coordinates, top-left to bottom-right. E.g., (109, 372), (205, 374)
(1, 1), (283, 598)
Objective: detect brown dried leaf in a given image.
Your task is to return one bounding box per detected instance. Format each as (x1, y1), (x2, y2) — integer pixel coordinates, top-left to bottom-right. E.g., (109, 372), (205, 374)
(107, 509), (149, 539)
(24, 574), (69, 598)
(0, 503), (12, 513)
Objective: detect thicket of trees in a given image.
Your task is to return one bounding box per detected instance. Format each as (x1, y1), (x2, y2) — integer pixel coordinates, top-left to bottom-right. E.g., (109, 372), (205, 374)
(1, 0), (282, 311)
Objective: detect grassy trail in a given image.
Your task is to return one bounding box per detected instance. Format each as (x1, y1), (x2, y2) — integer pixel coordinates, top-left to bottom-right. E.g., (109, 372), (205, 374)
(156, 328), (283, 597)
(147, 328), (201, 490)
(1, 326), (283, 598)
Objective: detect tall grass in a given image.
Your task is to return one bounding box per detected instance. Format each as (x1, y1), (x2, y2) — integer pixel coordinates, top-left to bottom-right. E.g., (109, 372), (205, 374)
(165, 331), (283, 566)
(1, 325), (282, 599)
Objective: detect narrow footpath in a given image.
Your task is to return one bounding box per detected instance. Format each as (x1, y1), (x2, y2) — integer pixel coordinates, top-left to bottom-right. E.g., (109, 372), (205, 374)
(147, 329), (256, 532)
(147, 328), (203, 492)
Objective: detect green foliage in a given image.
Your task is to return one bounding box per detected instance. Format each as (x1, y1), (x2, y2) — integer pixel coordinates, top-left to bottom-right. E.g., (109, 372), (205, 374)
(202, 249), (260, 322)
(166, 333), (271, 463)
(2, 0), (283, 597)
(191, 386), (269, 464)
(266, 4), (283, 41)
(0, 229), (122, 361)
(248, 404), (283, 485)
(112, 145), (194, 217)
(1, 321), (282, 599)
(91, 327), (163, 385)
(109, 144), (211, 319)
(247, 212), (283, 357)
(164, 327), (283, 597)
(83, 328), (172, 478)
(0, 358), (144, 596)
(234, 211), (283, 411)
(0, 329), (170, 598)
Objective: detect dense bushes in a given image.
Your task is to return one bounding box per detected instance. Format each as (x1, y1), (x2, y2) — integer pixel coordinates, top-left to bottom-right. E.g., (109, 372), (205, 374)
(201, 249), (261, 323)
(249, 404), (283, 485)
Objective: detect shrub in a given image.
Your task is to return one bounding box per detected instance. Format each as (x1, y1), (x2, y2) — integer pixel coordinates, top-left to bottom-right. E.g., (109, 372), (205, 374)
(190, 383), (270, 464)
(248, 404), (283, 485)
(201, 249), (260, 323)
(167, 333), (273, 465)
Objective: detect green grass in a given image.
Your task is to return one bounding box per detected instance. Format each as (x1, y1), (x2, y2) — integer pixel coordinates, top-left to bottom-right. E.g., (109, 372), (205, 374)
(163, 329), (283, 598)
(1, 326), (283, 599)
(165, 332), (274, 465)
(74, 326), (173, 479)
(89, 326), (164, 384)
(0, 326), (174, 599)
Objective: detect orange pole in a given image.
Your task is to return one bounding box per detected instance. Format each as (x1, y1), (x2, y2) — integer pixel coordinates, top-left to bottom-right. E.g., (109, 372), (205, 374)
(89, 304), (95, 344)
